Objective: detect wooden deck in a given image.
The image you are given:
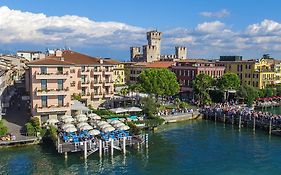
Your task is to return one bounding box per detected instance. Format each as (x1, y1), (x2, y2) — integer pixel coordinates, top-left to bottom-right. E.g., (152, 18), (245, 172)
(0, 137), (38, 146)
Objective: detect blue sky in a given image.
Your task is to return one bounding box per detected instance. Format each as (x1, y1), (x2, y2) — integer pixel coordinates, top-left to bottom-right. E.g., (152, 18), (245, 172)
(1, 0), (281, 60)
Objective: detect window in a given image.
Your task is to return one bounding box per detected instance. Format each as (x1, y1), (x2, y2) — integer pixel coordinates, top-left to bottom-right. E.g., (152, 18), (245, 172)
(94, 87), (99, 94)
(58, 95), (64, 106)
(41, 96), (47, 107)
(41, 80), (47, 90)
(57, 79), (63, 90)
(57, 67), (63, 74)
(94, 75), (98, 83)
(81, 66), (85, 72)
(41, 114), (49, 123)
(40, 67), (47, 74)
(81, 75), (86, 84)
(82, 87), (86, 95)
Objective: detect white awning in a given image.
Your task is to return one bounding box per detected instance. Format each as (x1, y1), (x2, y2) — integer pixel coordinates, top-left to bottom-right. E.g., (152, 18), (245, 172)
(126, 107), (142, 112)
(109, 107), (128, 114)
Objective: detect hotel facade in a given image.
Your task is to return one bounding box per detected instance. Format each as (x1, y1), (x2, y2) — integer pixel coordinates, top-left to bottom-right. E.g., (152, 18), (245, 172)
(26, 50), (117, 123)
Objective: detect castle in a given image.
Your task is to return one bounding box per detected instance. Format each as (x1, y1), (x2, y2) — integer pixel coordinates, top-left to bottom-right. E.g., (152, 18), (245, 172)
(130, 30), (187, 62)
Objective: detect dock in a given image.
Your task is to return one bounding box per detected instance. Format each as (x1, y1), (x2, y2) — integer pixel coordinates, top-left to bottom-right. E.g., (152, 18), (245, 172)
(161, 112), (202, 123)
(0, 137), (38, 147)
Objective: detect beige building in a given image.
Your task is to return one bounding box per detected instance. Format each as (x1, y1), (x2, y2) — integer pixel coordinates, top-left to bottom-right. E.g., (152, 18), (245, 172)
(26, 50), (117, 123)
(105, 59), (125, 86)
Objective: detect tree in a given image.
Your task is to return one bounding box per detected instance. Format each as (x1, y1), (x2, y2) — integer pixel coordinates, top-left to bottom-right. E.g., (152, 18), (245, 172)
(237, 84), (259, 107)
(193, 73), (213, 106)
(216, 73), (240, 101)
(138, 69), (180, 99)
(265, 87), (274, 97)
(0, 120), (8, 136)
(140, 97), (158, 119)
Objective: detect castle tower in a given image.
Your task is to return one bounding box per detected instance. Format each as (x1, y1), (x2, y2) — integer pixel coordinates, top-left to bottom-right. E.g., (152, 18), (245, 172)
(130, 47), (142, 61)
(146, 30), (162, 61)
(175, 46), (187, 59)
(143, 45), (158, 62)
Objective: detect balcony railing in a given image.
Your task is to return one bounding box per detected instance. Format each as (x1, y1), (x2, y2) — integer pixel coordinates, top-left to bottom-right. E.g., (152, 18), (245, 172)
(35, 71), (69, 79)
(35, 103), (69, 113)
(104, 92), (114, 98)
(36, 87), (69, 96)
(91, 92), (103, 99)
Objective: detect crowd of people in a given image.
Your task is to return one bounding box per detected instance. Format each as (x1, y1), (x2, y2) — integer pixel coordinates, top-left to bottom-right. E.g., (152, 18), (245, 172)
(0, 133), (16, 141)
(157, 108), (194, 116)
(201, 102), (281, 126)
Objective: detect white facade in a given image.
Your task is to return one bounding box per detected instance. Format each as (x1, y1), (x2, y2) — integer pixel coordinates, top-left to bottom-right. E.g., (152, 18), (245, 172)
(17, 51), (45, 61)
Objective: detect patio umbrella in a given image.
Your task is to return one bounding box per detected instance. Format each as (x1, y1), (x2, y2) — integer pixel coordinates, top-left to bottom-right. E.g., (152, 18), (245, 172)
(65, 127), (77, 133)
(60, 115), (72, 120)
(110, 120), (121, 124)
(75, 114), (87, 119)
(77, 116), (88, 122)
(97, 121), (108, 126)
(77, 122), (89, 128)
(117, 125), (130, 131)
(113, 122), (125, 128)
(89, 129), (100, 136)
(47, 118), (59, 124)
(63, 117), (74, 123)
(80, 125), (93, 131)
(100, 124), (112, 129)
(98, 122), (111, 127)
(126, 107), (142, 112)
(62, 123), (75, 130)
(102, 126), (115, 132)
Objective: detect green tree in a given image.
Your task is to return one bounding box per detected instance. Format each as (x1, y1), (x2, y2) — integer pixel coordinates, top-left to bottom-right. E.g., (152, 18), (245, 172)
(216, 73), (240, 101)
(265, 87), (274, 97)
(140, 97), (157, 119)
(138, 69), (180, 99)
(0, 120), (8, 136)
(237, 84), (259, 106)
(193, 73), (213, 106)
(276, 86), (281, 96)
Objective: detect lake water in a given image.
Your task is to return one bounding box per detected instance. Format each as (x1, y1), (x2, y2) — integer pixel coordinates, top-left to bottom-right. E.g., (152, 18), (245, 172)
(1, 120), (281, 175)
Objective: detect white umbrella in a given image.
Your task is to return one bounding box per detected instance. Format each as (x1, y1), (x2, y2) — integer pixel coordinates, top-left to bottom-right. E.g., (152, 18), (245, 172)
(65, 127), (77, 133)
(102, 126), (115, 132)
(110, 120), (121, 124)
(77, 122), (89, 128)
(62, 123), (75, 130)
(117, 125), (130, 131)
(80, 125), (93, 131)
(109, 107), (128, 114)
(89, 115), (101, 120)
(77, 116), (88, 122)
(60, 115), (72, 120)
(126, 107), (142, 112)
(47, 118), (59, 124)
(113, 122), (125, 128)
(89, 129), (100, 136)
(63, 117), (74, 123)
(88, 113), (97, 117)
(75, 114), (87, 119)
(97, 121), (108, 126)
(100, 124), (112, 129)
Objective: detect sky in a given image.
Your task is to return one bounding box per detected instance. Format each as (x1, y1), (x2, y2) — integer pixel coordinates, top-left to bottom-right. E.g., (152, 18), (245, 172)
(1, 0), (281, 60)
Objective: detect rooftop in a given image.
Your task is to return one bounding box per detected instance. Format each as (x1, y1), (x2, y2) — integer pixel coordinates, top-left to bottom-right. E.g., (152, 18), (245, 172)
(146, 61), (175, 68)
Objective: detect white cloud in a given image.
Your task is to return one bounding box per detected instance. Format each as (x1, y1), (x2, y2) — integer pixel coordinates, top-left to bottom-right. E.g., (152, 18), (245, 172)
(0, 6), (145, 48)
(200, 9), (230, 18)
(195, 21), (226, 33)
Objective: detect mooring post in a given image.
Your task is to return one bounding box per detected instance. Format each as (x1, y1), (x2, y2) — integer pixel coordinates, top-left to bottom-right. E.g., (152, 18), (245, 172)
(223, 114), (226, 123)
(123, 137), (126, 154)
(145, 134), (149, 149)
(269, 117), (272, 135)
(99, 140), (102, 158)
(253, 117), (256, 132)
(232, 115), (234, 125)
(239, 115), (242, 129)
(111, 139), (114, 156)
(64, 152), (68, 159)
(84, 141), (87, 159)
(215, 112), (217, 122)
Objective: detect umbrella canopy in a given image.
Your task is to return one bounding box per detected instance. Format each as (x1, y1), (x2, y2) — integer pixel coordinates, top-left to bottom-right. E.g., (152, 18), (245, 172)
(126, 107), (142, 112)
(71, 100), (89, 111)
(65, 127), (77, 133)
(75, 114), (87, 118)
(113, 122), (125, 128)
(62, 123), (75, 130)
(77, 122), (89, 128)
(63, 117), (74, 123)
(100, 124), (112, 129)
(110, 120), (121, 124)
(109, 107), (128, 114)
(88, 113), (97, 117)
(102, 126), (115, 132)
(117, 125), (130, 131)
(46, 118), (59, 124)
(89, 129), (100, 136)
(97, 121), (108, 126)
(89, 115), (101, 120)
(76, 116), (88, 122)
(60, 115), (72, 120)
(80, 125), (93, 131)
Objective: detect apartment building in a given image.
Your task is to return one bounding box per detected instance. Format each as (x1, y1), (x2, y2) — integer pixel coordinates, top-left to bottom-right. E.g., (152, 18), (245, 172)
(26, 50), (116, 123)
(105, 59), (125, 86)
(171, 61), (225, 94)
(17, 50), (46, 61)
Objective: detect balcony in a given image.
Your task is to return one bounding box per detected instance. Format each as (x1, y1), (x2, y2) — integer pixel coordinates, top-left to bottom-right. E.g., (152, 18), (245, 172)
(79, 69), (90, 76)
(80, 80), (90, 87)
(35, 71), (69, 80)
(91, 81), (102, 88)
(104, 92), (114, 98)
(80, 92), (91, 99)
(91, 69), (102, 76)
(36, 103), (69, 113)
(103, 71), (114, 75)
(36, 87), (69, 96)
(91, 92), (103, 99)
(104, 80), (114, 86)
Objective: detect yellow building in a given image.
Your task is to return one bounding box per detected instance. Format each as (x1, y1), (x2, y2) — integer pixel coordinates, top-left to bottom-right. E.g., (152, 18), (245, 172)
(217, 58), (277, 89)
(106, 59), (125, 86)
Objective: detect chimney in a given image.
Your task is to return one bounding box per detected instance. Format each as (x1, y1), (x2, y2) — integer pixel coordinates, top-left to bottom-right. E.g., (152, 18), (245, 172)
(55, 49), (63, 57)
(99, 59), (103, 64)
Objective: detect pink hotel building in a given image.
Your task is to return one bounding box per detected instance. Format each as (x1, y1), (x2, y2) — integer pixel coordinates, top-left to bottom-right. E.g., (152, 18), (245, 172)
(25, 50), (116, 123)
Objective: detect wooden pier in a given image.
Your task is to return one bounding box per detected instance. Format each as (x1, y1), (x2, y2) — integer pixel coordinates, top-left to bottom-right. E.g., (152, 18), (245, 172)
(0, 137), (38, 147)
(56, 134), (148, 159)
